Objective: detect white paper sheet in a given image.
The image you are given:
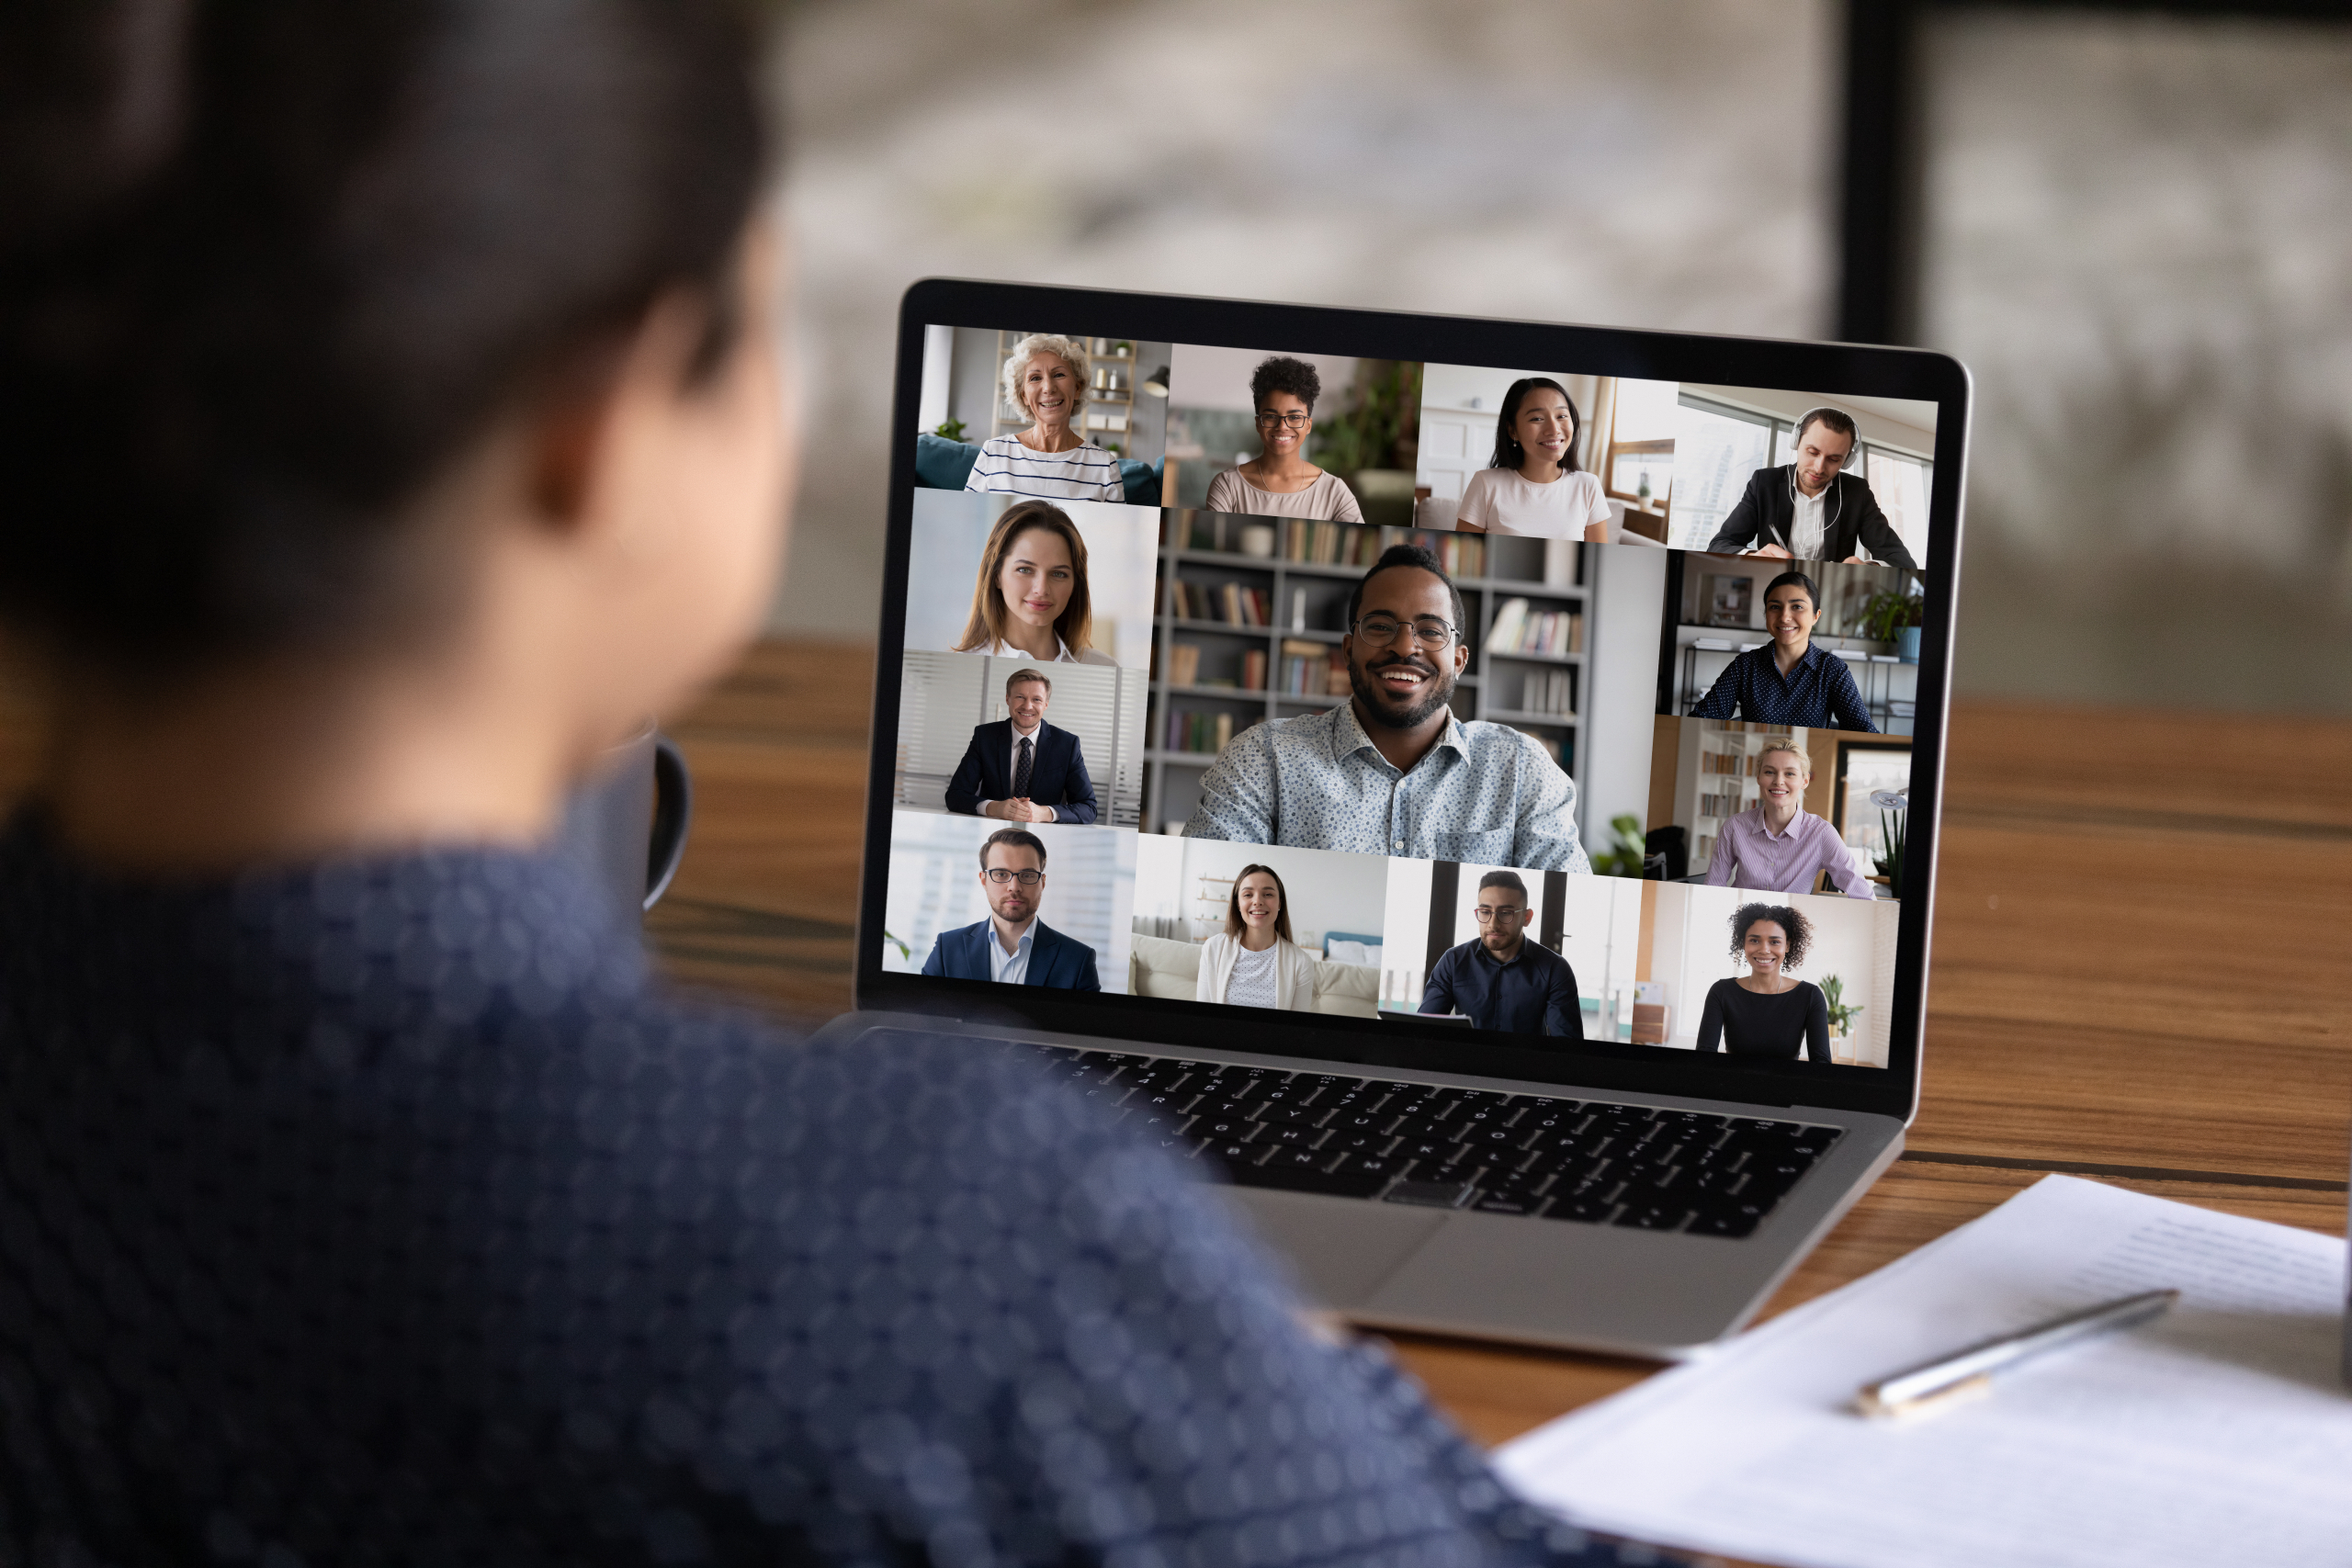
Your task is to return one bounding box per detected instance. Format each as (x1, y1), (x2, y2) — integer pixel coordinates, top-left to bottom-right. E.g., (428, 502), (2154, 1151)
(1494, 1175), (2352, 1568)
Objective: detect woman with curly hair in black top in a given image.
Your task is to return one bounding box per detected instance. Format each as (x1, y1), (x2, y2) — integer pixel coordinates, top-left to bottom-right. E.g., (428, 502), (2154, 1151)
(1696, 901), (1833, 1063)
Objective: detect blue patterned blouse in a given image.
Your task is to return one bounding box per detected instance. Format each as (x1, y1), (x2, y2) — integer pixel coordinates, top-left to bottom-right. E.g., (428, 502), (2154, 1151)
(0, 812), (1670, 1568)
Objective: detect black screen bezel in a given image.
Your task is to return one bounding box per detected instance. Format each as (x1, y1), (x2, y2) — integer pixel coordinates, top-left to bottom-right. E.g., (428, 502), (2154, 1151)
(855, 278), (1968, 1122)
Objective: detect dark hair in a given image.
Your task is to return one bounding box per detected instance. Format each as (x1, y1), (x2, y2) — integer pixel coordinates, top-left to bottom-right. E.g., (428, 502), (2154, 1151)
(1004, 668), (1051, 696)
(1488, 378), (1580, 474)
(1730, 902), (1812, 969)
(1763, 570), (1819, 610)
(1250, 355), (1321, 414)
(1792, 407), (1858, 447)
(955, 501), (1094, 657)
(978, 828), (1046, 871)
(1476, 870), (1528, 900)
(1223, 863), (1294, 943)
(1346, 544), (1466, 636)
(0, 1), (765, 679)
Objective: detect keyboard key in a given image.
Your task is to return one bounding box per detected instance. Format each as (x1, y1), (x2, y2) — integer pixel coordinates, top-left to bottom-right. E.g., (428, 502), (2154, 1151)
(1383, 1179), (1476, 1210)
(1545, 1190), (1621, 1224)
(1228, 1152), (1393, 1200)
(1613, 1201), (1693, 1232)
(1688, 1203), (1768, 1238)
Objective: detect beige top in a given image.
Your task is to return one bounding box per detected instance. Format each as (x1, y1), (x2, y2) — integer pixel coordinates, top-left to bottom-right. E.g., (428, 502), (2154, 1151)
(1455, 467), (1610, 538)
(1205, 468), (1364, 523)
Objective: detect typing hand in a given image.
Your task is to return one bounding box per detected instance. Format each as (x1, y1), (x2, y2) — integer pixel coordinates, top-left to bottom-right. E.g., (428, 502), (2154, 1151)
(1751, 543), (1792, 559)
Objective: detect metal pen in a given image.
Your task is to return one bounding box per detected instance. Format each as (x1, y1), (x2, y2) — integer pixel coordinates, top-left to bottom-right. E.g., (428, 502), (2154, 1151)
(1855, 1288), (2181, 1421)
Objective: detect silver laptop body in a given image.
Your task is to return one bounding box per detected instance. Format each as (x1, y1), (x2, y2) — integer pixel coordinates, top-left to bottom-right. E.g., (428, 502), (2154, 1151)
(831, 281), (1967, 1357)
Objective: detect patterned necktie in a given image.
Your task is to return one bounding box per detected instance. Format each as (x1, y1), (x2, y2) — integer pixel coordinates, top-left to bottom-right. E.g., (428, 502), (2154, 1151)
(1013, 735), (1034, 800)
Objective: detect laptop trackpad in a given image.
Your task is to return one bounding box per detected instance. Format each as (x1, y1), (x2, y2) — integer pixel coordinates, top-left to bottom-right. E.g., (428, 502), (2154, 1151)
(1219, 1190), (1448, 1309)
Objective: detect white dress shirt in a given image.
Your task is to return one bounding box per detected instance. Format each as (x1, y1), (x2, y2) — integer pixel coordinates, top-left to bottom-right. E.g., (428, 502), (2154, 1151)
(980, 719), (1057, 822)
(988, 919), (1036, 986)
(1788, 479), (1827, 562)
(984, 637), (1115, 667)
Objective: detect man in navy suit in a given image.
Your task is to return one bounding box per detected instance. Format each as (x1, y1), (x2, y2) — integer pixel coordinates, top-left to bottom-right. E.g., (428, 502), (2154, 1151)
(944, 669), (1099, 825)
(922, 829), (1102, 989)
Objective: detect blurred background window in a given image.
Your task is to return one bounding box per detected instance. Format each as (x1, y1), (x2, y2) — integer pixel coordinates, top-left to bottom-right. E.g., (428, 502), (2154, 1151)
(775, 0), (2352, 715)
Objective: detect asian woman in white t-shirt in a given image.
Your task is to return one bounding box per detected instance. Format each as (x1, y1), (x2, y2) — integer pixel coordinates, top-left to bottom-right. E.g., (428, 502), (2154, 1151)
(1452, 377), (1611, 541)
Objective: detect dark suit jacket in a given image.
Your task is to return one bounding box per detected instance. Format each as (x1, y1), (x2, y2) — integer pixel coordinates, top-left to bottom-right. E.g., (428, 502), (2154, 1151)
(944, 719), (1099, 825)
(922, 917), (1102, 989)
(1703, 466), (1918, 570)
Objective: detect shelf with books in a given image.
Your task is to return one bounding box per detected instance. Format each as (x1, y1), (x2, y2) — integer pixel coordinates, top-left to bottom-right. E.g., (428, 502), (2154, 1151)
(1144, 513), (1598, 835)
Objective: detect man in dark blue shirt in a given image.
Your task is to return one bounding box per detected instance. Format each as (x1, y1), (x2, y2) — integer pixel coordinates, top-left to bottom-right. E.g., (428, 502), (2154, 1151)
(1420, 870), (1585, 1038)
(1686, 570), (1881, 731)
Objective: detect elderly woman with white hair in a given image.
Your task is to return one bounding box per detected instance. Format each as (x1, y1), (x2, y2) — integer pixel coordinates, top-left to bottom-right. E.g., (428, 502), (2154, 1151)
(964, 333), (1126, 502)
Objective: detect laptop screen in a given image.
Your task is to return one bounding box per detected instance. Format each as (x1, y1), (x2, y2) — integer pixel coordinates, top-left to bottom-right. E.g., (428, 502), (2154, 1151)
(876, 310), (1946, 1082)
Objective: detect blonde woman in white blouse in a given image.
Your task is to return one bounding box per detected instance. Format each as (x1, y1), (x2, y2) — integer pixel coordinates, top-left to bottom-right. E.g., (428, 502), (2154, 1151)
(964, 333), (1125, 502)
(1194, 864), (1320, 1010)
(1453, 377), (1611, 541)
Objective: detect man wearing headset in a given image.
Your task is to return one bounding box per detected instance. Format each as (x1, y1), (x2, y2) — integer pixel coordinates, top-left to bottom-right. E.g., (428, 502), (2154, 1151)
(1702, 406), (1920, 570)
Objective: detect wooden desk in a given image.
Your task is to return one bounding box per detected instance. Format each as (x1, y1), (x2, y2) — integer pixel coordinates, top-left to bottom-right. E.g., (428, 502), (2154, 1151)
(6, 642), (2347, 1459)
(644, 641), (2352, 1450)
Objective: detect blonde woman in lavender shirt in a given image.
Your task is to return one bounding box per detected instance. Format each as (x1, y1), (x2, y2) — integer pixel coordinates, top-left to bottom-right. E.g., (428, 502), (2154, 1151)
(1706, 738), (1879, 898)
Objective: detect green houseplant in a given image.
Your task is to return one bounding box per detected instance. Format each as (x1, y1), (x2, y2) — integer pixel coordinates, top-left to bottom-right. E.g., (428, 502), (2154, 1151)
(1820, 975), (1862, 1043)
(1874, 806), (1907, 898)
(932, 417), (968, 443)
(1589, 814), (1651, 878)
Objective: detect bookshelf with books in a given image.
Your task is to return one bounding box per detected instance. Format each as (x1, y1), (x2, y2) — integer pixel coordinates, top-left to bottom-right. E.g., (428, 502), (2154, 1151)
(1147, 512), (1591, 835)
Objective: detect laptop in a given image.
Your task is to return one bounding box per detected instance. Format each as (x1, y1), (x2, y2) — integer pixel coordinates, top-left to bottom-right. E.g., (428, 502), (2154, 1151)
(816, 279), (1967, 1357)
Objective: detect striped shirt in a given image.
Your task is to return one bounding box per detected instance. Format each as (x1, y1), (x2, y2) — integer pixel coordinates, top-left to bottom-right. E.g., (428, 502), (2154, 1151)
(965, 434), (1125, 502)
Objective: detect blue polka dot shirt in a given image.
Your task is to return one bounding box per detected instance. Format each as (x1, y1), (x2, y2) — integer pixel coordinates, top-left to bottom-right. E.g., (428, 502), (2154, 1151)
(0, 813), (1668, 1568)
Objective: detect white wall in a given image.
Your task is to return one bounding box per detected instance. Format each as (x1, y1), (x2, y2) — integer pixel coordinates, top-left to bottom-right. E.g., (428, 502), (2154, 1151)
(1583, 543), (1668, 846)
(1168, 344), (1362, 415)
(1133, 838), (1391, 954)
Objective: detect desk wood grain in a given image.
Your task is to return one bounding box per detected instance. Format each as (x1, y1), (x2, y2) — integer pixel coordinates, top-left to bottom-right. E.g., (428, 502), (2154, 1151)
(640, 647), (2352, 1458)
(6, 643), (2346, 1478)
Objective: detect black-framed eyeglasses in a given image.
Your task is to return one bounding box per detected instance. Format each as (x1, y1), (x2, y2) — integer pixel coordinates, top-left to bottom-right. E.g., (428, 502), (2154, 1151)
(982, 868), (1044, 886)
(1254, 411), (1310, 430)
(1352, 614), (1458, 649)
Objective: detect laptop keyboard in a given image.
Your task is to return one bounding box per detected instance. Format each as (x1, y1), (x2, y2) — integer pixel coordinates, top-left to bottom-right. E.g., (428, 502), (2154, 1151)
(1035, 1046), (1841, 1238)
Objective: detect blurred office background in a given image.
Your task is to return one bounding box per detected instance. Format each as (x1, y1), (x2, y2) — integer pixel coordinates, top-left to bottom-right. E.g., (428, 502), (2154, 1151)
(772, 0), (2352, 714)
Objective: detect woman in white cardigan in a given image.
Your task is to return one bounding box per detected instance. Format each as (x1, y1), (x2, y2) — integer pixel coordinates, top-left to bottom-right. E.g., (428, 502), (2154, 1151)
(1195, 864), (1320, 1010)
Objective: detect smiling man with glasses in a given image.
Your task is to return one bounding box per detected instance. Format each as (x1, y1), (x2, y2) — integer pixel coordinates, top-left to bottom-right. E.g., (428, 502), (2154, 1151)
(920, 829), (1102, 988)
(1183, 544), (1589, 871)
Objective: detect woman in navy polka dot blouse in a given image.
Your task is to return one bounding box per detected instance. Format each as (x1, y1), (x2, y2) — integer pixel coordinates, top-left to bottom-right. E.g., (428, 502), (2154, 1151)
(0, 6), (1676, 1565)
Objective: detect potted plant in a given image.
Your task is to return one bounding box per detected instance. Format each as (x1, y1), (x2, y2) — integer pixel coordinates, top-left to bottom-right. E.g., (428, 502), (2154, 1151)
(1857, 589), (1924, 662)
(1820, 975), (1863, 1055)
(1589, 814), (1652, 878)
(1312, 360), (1422, 525)
(932, 417), (968, 443)
(1874, 801), (1907, 899)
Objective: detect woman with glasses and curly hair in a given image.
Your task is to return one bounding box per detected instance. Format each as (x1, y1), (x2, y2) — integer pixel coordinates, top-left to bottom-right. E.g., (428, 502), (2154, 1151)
(1205, 355), (1364, 521)
(964, 332), (1125, 502)
(1695, 902), (1833, 1063)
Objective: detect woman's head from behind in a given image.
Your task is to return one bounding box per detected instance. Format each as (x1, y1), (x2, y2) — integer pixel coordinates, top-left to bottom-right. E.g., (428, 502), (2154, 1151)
(956, 502), (1092, 656)
(1490, 378), (1579, 475)
(0, 0), (781, 855)
(1226, 864), (1292, 942)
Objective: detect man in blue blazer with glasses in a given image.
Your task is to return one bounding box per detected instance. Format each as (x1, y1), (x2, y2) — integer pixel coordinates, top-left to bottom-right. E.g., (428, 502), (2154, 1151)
(944, 668), (1099, 825)
(922, 828), (1102, 989)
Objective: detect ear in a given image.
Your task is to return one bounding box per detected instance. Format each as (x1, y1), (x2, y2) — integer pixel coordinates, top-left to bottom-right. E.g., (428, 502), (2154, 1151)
(523, 342), (631, 526)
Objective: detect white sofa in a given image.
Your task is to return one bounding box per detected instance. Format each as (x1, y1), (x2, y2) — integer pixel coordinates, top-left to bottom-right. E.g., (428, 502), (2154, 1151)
(1127, 933), (1379, 1018)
